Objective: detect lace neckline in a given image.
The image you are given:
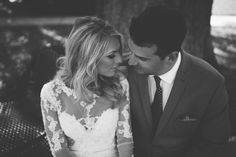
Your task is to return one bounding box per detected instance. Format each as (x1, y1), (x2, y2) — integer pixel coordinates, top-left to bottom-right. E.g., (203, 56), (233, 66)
(53, 78), (115, 131)
(59, 107), (118, 131)
(54, 78), (99, 100)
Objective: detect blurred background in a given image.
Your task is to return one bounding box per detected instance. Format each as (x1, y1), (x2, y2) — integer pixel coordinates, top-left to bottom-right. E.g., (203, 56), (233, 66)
(0, 0), (235, 156)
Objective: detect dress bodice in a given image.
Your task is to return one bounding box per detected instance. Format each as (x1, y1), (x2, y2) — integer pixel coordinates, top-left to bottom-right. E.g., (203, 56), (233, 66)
(40, 78), (133, 157)
(59, 108), (119, 156)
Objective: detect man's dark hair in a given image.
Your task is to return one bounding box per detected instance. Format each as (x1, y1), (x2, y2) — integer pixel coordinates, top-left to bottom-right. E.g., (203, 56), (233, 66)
(129, 5), (187, 59)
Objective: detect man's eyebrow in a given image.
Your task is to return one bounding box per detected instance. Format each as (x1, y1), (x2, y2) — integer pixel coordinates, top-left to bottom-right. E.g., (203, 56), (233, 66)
(131, 51), (150, 60)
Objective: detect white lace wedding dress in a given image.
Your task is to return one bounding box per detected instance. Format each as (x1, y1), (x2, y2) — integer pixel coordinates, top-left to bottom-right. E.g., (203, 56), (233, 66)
(40, 78), (133, 157)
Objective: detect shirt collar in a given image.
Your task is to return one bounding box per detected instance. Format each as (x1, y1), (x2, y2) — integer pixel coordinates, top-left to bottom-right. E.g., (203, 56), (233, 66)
(159, 52), (181, 84)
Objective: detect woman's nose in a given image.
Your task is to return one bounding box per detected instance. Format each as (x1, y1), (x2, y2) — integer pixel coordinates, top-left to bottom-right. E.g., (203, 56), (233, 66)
(115, 54), (122, 64)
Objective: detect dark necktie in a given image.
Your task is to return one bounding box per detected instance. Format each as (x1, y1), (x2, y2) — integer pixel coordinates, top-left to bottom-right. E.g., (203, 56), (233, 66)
(151, 76), (163, 133)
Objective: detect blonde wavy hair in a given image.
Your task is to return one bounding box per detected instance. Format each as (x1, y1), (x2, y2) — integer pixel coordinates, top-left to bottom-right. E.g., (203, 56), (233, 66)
(57, 16), (124, 105)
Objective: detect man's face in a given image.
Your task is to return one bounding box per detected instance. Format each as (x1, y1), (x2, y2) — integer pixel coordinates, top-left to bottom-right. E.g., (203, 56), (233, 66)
(127, 39), (167, 75)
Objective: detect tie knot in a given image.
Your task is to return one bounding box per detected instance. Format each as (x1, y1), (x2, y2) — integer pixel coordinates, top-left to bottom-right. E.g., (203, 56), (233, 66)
(154, 76), (161, 83)
(154, 76), (161, 88)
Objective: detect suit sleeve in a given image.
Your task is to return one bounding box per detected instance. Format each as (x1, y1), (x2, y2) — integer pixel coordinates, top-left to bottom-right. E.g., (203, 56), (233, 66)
(40, 83), (75, 157)
(116, 79), (134, 157)
(183, 78), (231, 157)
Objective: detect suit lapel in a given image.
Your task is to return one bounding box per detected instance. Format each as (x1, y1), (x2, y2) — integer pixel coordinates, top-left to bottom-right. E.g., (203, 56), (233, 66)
(128, 68), (152, 129)
(155, 51), (191, 136)
(138, 75), (152, 127)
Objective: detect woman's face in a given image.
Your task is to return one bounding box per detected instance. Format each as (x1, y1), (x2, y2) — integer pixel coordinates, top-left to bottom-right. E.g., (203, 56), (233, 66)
(97, 37), (122, 77)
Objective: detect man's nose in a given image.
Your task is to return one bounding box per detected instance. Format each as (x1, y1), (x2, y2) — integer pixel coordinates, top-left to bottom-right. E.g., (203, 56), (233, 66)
(128, 55), (138, 66)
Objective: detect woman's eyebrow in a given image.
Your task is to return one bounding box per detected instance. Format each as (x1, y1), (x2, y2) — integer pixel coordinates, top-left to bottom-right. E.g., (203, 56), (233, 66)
(106, 50), (118, 55)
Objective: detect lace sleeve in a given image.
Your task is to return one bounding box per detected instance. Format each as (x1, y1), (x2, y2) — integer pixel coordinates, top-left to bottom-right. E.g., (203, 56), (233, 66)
(40, 82), (74, 157)
(116, 79), (133, 157)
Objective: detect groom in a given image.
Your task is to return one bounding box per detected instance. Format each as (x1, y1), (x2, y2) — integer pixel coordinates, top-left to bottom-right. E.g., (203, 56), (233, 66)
(126, 5), (231, 157)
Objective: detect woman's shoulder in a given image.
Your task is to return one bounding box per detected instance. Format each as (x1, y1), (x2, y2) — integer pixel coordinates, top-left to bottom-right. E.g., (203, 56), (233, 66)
(40, 79), (63, 111)
(40, 78), (68, 98)
(40, 79), (58, 99)
(40, 78), (75, 111)
(44, 78), (77, 100)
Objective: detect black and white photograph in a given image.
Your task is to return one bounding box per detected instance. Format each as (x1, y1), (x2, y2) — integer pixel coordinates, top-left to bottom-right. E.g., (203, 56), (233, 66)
(0, 0), (236, 157)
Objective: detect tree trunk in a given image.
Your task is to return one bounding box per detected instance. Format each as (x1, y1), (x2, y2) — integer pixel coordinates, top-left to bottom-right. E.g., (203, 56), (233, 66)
(96, 0), (219, 68)
(96, 0), (150, 43)
(165, 0), (218, 68)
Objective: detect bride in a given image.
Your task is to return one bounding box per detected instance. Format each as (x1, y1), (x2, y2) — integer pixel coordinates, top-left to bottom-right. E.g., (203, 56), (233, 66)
(40, 16), (133, 157)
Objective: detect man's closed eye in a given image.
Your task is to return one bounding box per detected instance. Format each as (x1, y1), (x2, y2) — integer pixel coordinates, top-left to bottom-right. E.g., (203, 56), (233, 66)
(136, 56), (149, 61)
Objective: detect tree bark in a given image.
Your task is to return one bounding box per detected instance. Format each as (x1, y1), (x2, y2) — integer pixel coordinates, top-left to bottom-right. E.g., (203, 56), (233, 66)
(96, 0), (149, 43)
(96, 0), (219, 68)
(165, 0), (218, 68)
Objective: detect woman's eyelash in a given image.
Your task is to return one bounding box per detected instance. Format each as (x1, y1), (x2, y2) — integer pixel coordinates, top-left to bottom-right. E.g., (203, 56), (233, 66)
(107, 54), (116, 59)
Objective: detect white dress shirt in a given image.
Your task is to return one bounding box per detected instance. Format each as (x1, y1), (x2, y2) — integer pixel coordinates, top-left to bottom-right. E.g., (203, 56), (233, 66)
(148, 52), (181, 110)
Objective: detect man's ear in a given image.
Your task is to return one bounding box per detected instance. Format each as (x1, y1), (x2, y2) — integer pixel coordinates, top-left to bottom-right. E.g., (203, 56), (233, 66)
(166, 51), (178, 62)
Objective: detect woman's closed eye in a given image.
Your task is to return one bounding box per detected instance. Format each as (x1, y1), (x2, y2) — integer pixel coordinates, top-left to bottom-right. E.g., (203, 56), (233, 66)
(107, 53), (116, 59)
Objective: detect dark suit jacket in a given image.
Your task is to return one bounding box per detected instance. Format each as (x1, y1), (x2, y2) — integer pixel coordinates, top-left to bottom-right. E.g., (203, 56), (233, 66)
(127, 51), (231, 157)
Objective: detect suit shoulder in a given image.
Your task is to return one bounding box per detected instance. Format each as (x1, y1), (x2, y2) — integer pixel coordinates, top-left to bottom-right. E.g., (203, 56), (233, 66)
(188, 54), (225, 83)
